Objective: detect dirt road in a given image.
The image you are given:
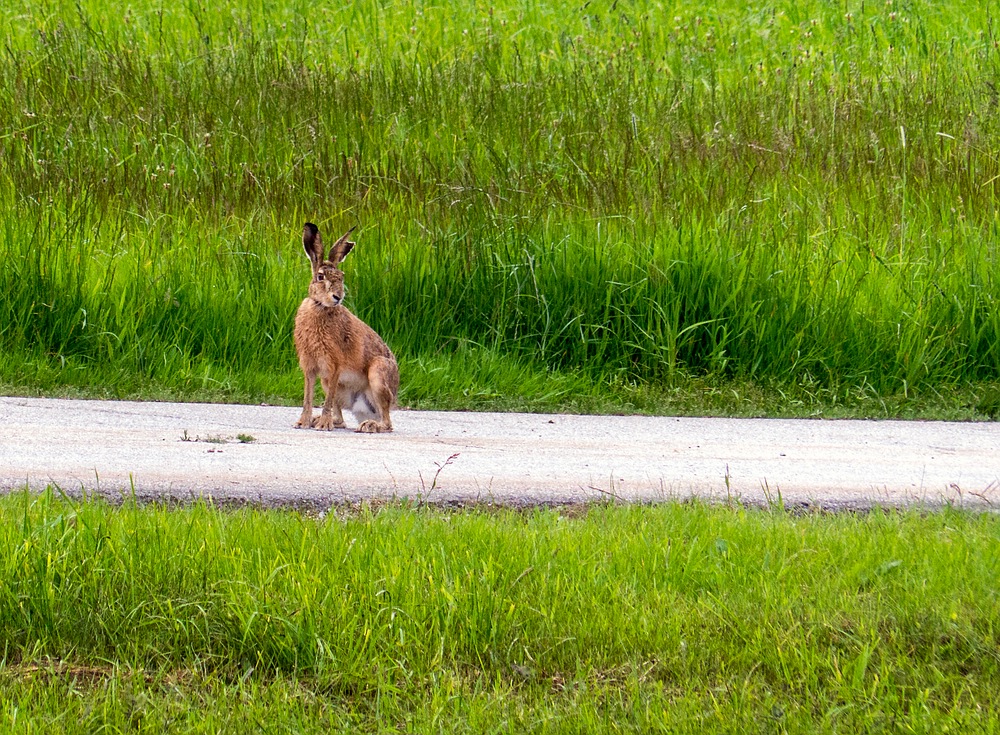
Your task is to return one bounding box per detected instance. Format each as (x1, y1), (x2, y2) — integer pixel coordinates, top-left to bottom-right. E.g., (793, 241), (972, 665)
(1, 396), (998, 510)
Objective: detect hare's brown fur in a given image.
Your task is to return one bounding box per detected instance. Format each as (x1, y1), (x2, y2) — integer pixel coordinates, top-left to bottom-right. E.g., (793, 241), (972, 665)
(293, 223), (399, 433)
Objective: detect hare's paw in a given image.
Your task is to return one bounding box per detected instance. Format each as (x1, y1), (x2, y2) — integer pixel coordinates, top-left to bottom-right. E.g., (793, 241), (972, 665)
(357, 420), (392, 434)
(314, 414), (347, 431)
(295, 412), (313, 429)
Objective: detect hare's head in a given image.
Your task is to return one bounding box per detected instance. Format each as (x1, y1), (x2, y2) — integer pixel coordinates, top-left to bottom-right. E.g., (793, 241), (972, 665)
(302, 222), (356, 308)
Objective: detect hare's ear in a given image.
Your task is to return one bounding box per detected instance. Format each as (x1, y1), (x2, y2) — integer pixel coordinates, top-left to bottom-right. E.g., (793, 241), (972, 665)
(328, 226), (357, 264)
(302, 222), (324, 272)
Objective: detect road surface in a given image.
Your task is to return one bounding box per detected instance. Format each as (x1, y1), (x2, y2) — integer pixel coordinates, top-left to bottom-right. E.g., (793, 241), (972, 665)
(1, 396), (998, 510)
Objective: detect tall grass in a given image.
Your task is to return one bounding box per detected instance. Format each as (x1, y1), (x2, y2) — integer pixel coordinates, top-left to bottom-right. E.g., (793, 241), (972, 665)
(1, 0), (999, 410)
(2, 491), (999, 731)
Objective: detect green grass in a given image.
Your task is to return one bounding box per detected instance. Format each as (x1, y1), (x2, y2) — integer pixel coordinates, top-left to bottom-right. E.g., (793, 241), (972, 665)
(1, 490), (999, 732)
(1, 0), (999, 416)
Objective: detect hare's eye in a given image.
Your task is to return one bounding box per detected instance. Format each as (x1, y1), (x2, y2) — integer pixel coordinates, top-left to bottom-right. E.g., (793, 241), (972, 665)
(316, 273), (325, 282)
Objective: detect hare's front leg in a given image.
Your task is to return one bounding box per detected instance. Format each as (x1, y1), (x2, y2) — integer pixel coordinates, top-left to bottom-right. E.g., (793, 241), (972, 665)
(295, 369), (317, 428)
(314, 372), (347, 430)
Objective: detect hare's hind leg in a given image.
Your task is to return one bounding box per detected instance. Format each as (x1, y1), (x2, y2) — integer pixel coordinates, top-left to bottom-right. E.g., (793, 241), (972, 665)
(356, 358), (398, 434)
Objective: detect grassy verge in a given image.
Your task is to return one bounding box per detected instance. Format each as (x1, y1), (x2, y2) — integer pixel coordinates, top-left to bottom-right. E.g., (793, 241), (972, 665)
(3, 365), (998, 420)
(2, 490), (999, 732)
(1, 0), (999, 418)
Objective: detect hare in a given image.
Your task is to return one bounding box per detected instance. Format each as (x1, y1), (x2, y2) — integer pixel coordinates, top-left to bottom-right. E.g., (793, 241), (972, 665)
(293, 222), (399, 433)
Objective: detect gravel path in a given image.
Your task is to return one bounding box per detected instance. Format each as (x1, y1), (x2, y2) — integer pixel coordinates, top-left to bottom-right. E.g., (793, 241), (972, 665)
(2, 396), (998, 510)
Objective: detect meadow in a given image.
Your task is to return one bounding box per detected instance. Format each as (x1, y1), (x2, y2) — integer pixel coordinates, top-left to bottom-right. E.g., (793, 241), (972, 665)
(1, 0), (999, 416)
(2, 491), (1000, 733)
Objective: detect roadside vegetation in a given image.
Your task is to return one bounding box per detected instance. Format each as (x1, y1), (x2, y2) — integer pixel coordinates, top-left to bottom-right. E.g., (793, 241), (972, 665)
(2, 490), (999, 732)
(1, 0), (999, 417)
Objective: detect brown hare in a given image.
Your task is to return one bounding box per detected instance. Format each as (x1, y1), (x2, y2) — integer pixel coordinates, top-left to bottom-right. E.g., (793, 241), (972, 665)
(293, 222), (399, 433)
